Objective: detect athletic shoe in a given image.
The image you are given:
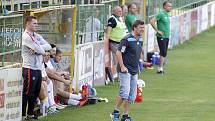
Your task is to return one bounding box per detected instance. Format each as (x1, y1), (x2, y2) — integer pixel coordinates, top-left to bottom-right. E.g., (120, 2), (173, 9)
(57, 103), (68, 108)
(110, 112), (120, 121)
(157, 70), (164, 74)
(24, 115), (38, 120)
(146, 66), (154, 70)
(121, 115), (133, 121)
(54, 103), (65, 110)
(47, 106), (59, 115)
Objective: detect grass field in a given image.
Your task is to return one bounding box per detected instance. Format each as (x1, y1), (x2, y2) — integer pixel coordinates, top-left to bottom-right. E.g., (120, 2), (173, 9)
(40, 26), (215, 121)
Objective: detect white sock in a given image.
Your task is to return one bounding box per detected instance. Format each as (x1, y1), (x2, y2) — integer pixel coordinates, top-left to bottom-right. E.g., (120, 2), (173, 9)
(40, 98), (49, 116)
(69, 93), (82, 100)
(158, 67), (163, 71)
(47, 81), (55, 106)
(68, 99), (80, 105)
(160, 67), (163, 71)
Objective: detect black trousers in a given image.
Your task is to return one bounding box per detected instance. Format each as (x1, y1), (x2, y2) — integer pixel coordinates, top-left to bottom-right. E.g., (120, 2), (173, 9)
(22, 68), (42, 116)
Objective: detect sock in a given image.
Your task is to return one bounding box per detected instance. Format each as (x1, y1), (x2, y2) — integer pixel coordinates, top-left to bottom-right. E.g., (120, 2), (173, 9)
(113, 109), (119, 113)
(68, 99), (80, 106)
(69, 93), (82, 100)
(47, 81), (55, 106)
(158, 67), (163, 71)
(160, 67), (163, 71)
(40, 97), (49, 116)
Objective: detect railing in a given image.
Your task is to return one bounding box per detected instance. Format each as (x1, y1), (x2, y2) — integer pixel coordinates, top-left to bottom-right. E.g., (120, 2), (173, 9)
(76, 0), (118, 45)
(0, 14), (23, 68)
(146, 0), (214, 23)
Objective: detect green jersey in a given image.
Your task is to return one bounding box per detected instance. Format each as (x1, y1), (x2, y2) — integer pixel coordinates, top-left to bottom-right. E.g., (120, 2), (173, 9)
(156, 11), (170, 38)
(125, 13), (137, 33)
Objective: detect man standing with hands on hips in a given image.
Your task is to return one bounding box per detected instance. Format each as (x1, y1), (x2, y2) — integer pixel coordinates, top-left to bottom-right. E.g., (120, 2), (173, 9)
(150, 1), (172, 74)
(110, 20), (145, 121)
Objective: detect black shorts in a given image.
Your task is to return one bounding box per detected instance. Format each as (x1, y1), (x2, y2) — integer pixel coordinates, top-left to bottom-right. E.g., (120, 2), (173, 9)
(157, 37), (169, 57)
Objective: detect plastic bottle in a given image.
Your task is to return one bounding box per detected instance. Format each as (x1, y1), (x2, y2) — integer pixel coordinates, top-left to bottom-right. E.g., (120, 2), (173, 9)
(139, 59), (144, 72)
(152, 54), (156, 65)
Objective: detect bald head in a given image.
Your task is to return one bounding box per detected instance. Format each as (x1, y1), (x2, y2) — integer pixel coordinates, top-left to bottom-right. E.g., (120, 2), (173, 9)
(112, 6), (122, 17)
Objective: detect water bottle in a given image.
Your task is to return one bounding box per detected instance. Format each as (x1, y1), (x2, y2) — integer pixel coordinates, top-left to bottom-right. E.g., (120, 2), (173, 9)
(152, 54), (156, 65)
(139, 59), (144, 72)
(87, 84), (92, 97)
(153, 52), (160, 65)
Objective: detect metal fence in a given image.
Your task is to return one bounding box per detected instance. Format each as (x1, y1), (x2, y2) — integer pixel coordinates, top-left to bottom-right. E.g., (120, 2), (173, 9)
(0, 14), (23, 68)
(28, 5), (76, 76)
(76, 0), (118, 44)
(146, 0), (214, 23)
(102, 0), (119, 23)
(76, 4), (105, 44)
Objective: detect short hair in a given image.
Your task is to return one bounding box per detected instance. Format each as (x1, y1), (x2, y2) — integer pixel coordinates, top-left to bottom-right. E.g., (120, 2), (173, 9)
(56, 49), (62, 55)
(128, 3), (136, 10)
(132, 20), (144, 30)
(163, 1), (171, 8)
(112, 6), (121, 15)
(25, 16), (37, 25)
(50, 43), (56, 48)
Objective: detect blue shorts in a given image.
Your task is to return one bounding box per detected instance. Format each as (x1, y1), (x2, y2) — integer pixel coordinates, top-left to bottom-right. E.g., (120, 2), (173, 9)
(119, 72), (138, 103)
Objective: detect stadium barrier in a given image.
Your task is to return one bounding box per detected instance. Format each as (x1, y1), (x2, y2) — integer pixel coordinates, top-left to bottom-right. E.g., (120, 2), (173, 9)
(0, 68), (22, 121)
(74, 41), (105, 91)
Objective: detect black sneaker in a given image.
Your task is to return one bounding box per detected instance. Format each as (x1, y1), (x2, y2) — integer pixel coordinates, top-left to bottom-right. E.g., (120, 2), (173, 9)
(121, 114), (133, 121)
(157, 70), (164, 74)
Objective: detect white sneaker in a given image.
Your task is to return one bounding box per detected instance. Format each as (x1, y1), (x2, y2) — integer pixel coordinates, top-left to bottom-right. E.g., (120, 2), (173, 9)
(54, 104), (65, 110)
(58, 103), (67, 108)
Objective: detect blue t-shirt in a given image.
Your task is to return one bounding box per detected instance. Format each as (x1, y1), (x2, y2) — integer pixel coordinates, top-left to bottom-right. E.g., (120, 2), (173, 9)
(117, 34), (143, 75)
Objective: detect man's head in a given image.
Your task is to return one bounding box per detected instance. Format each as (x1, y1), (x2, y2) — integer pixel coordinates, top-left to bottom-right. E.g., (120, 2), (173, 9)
(43, 51), (51, 63)
(55, 49), (62, 63)
(112, 6), (123, 17)
(128, 3), (137, 15)
(132, 20), (145, 36)
(25, 16), (38, 32)
(163, 1), (172, 12)
(50, 43), (56, 58)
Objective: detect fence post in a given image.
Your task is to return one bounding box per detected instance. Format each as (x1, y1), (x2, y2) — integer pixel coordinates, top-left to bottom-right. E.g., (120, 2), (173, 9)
(70, 5), (77, 92)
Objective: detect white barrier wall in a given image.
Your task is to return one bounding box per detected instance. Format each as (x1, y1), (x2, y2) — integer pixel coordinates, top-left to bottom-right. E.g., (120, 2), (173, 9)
(0, 68), (22, 121)
(146, 1), (215, 53)
(74, 41), (105, 90)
